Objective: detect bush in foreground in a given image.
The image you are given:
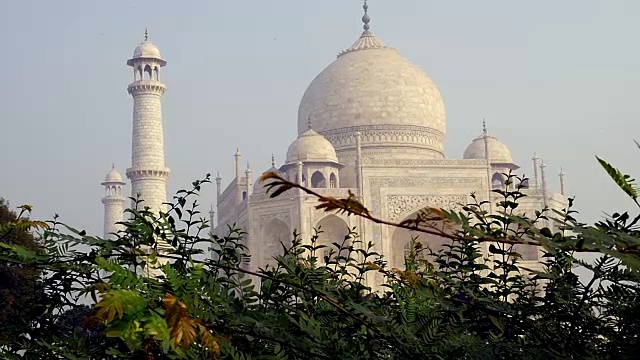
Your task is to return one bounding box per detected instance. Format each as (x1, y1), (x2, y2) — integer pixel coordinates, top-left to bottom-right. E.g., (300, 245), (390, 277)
(0, 153), (639, 359)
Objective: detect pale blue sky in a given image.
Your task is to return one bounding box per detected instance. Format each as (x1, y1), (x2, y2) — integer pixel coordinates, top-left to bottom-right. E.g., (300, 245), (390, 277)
(2, 0), (640, 235)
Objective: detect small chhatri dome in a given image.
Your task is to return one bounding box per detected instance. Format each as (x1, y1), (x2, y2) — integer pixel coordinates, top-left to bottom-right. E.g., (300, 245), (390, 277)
(463, 133), (514, 164)
(285, 129), (339, 165)
(128, 29), (166, 66)
(103, 165), (125, 183)
(253, 155), (282, 191)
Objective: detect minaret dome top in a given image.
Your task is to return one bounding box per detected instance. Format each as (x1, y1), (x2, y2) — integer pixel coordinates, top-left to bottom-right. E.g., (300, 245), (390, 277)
(127, 29), (166, 66)
(102, 165), (126, 185)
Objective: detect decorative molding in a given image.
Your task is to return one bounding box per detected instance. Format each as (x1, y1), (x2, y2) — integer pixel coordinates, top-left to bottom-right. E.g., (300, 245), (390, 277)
(314, 188), (355, 197)
(126, 168), (170, 180)
(369, 176), (481, 189)
(319, 124), (445, 153)
(127, 82), (166, 95)
(387, 194), (466, 222)
(101, 197), (126, 205)
(361, 158), (487, 167)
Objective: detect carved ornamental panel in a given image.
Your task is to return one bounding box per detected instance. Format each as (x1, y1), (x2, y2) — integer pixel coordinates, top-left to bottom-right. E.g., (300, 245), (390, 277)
(387, 195), (466, 222)
(368, 176), (482, 216)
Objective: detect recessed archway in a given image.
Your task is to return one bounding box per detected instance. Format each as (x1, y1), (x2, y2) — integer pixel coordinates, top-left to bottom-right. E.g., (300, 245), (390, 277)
(492, 172), (504, 189)
(315, 215), (351, 263)
(143, 64), (152, 80)
(311, 171), (326, 188)
(262, 218), (292, 268)
(390, 209), (457, 269)
(329, 173), (337, 188)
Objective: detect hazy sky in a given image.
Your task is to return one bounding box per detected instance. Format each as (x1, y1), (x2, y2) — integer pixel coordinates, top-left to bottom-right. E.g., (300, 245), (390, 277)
(2, 0), (640, 236)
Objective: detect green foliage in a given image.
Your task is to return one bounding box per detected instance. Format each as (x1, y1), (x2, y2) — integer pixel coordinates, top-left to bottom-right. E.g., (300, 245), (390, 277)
(0, 199), (45, 346)
(597, 156), (638, 201)
(1, 150), (640, 359)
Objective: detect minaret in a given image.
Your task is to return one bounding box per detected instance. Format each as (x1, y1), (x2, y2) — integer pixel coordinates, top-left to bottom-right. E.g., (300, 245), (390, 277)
(482, 119), (494, 212)
(245, 163), (253, 198)
(532, 152), (540, 188)
(125, 29), (170, 216)
(540, 160), (548, 208)
(296, 161), (304, 185)
(559, 167), (567, 196)
(234, 148), (243, 203)
(215, 172), (222, 199)
(208, 205), (216, 230)
(101, 165), (126, 239)
(355, 131), (363, 198)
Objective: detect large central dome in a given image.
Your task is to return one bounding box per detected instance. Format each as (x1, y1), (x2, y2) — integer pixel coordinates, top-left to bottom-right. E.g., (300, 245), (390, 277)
(298, 6), (446, 158)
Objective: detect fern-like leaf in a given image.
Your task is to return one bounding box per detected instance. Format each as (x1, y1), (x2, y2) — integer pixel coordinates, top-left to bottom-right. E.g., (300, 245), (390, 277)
(596, 156), (638, 200)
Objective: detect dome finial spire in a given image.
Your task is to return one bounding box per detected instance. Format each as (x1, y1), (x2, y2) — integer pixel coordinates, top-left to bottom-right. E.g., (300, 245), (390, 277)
(362, 0), (371, 32)
(144, 28), (149, 42)
(482, 118), (488, 136)
(307, 114), (312, 130)
(271, 153), (276, 167)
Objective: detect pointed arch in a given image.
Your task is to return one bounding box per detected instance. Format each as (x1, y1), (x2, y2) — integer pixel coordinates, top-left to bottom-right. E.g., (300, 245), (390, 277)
(329, 173), (338, 188)
(143, 64), (152, 80)
(153, 66), (159, 80)
(311, 171), (326, 188)
(391, 208), (457, 269)
(492, 172), (504, 189)
(262, 218), (292, 268)
(315, 215), (351, 263)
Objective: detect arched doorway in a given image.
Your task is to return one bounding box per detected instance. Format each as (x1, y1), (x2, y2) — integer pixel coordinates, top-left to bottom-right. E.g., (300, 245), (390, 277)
(390, 209), (456, 269)
(315, 215), (351, 264)
(329, 173), (338, 188)
(492, 172), (504, 189)
(262, 218), (292, 268)
(311, 171), (326, 188)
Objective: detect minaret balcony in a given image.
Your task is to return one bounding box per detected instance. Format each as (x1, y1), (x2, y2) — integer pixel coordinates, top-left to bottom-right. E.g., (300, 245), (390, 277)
(127, 81), (166, 95)
(102, 197), (126, 205)
(126, 167), (171, 180)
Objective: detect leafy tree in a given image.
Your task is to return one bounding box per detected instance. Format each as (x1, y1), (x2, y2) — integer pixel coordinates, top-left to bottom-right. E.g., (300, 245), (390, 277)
(0, 148), (639, 359)
(0, 199), (44, 346)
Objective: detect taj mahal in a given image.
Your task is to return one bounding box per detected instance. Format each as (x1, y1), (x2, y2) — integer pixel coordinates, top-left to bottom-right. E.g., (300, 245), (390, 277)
(99, 2), (568, 288)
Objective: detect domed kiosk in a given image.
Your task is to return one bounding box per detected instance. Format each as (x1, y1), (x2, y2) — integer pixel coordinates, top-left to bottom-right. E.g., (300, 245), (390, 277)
(127, 29), (166, 65)
(280, 127), (343, 189)
(285, 128), (340, 165)
(104, 167), (124, 183)
(463, 135), (514, 165)
(463, 123), (520, 189)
